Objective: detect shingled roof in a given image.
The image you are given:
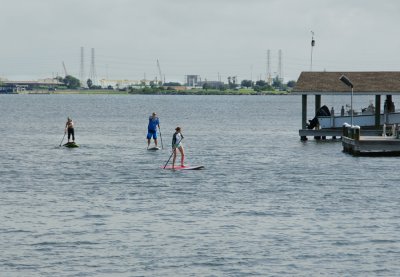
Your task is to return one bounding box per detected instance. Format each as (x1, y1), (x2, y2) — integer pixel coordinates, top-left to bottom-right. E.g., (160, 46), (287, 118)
(292, 71), (400, 95)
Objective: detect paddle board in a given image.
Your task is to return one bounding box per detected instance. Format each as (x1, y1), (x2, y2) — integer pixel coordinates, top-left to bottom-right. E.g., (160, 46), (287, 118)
(147, 147), (161, 151)
(163, 165), (204, 170)
(63, 142), (79, 148)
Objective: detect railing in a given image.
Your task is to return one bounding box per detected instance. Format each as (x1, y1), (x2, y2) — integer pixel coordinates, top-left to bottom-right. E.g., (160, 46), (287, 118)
(342, 122), (400, 140)
(318, 112), (400, 128)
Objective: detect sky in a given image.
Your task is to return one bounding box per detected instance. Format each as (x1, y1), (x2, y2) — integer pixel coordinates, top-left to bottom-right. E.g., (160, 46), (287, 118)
(1, 0), (400, 84)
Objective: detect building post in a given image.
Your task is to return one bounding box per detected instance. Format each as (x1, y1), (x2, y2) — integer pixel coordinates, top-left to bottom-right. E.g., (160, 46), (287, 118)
(315, 95), (321, 114)
(314, 95), (322, 139)
(301, 94), (308, 141)
(375, 95), (381, 128)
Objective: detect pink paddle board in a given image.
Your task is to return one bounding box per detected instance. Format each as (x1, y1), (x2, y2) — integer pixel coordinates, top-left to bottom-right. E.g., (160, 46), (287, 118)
(163, 165), (204, 170)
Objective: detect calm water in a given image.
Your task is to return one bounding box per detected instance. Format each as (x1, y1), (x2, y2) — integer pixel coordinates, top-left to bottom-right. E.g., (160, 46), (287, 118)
(1, 94), (399, 276)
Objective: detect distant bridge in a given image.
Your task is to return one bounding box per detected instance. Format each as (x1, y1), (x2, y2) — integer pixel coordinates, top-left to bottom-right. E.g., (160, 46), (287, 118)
(0, 79), (64, 92)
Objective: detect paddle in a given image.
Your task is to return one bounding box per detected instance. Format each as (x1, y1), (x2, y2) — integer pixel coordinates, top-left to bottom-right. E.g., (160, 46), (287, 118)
(158, 125), (164, 149)
(163, 137), (183, 169)
(59, 132), (66, 147)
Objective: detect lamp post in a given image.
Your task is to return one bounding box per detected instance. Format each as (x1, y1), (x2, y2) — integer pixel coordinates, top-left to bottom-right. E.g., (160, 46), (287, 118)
(339, 75), (354, 126)
(310, 31), (315, 71)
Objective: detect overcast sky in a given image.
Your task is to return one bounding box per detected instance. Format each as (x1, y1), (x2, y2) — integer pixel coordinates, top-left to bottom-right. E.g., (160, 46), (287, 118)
(1, 0), (400, 83)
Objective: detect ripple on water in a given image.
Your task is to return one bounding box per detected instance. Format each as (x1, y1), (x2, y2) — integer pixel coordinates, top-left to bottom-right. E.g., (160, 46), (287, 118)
(1, 95), (400, 276)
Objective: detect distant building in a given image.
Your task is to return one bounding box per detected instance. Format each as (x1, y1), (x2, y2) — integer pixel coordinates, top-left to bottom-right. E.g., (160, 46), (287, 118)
(99, 79), (151, 89)
(185, 75), (201, 87)
(0, 78), (63, 92)
(197, 80), (224, 89)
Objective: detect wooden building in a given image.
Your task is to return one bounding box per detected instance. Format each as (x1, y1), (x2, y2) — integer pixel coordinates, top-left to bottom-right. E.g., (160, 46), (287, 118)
(292, 71), (400, 140)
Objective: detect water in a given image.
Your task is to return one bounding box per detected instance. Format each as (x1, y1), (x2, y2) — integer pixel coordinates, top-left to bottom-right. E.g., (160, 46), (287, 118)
(1, 94), (399, 276)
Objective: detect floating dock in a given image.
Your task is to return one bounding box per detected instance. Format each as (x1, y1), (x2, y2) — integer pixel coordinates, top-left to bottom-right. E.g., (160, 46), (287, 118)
(342, 124), (400, 156)
(299, 127), (382, 140)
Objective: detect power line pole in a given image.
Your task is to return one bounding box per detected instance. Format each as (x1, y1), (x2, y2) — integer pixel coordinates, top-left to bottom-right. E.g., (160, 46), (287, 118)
(278, 49), (283, 82)
(266, 49), (271, 84)
(89, 48), (97, 85)
(79, 46), (85, 86)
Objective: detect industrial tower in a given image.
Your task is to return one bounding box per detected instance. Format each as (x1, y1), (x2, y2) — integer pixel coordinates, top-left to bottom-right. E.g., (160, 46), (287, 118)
(266, 49), (283, 83)
(278, 49), (283, 82)
(266, 49), (271, 84)
(88, 48), (97, 85)
(79, 47), (85, 86)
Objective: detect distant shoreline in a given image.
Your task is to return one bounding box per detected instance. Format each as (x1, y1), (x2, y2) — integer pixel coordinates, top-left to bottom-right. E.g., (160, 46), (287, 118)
(14, 88), (289, 95)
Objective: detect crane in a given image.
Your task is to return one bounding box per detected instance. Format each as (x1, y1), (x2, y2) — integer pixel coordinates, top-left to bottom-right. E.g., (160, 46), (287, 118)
(157, 59), (163, 85)
(62, 61), (68, 77)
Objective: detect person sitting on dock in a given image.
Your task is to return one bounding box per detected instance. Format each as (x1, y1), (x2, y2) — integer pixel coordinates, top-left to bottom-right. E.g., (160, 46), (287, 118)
(306, 105), (331, 129)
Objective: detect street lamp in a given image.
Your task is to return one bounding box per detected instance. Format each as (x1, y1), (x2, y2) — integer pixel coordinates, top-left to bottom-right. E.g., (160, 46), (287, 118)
(310, 31), (315, 71)
(339, 75), (354, 126)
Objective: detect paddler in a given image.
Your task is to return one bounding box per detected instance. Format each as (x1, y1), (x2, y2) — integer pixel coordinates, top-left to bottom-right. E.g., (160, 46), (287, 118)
(64, 117), (75, 143)
(147, 112), (160, 149)
(172, 126), (185, 168)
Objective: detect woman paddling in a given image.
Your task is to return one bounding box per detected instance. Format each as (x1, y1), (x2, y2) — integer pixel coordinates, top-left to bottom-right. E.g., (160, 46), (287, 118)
(172, 127), (185, 168)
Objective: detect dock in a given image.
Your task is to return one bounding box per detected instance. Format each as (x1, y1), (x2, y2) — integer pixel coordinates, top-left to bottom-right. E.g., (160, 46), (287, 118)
(292, 71), (400, 141)
(342, 124), (400, 155)
(299, 127), (382, 140)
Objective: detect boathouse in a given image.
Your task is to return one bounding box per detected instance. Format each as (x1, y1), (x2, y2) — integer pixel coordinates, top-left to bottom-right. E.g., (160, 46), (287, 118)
(292, 71), (400, 140)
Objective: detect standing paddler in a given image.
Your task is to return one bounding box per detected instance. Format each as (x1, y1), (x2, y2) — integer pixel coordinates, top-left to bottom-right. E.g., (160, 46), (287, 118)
(65, 117), (75, 143)
(172, 127), (185, 168)
(147, 112), (160, 149)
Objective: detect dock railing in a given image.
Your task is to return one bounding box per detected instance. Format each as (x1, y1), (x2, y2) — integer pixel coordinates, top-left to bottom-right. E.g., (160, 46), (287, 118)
(319, 112), (400, 129)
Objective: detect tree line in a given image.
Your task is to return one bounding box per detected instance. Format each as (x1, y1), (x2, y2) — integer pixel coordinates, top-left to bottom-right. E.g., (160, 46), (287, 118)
(239, 77), (296, 92)
(55, 75), (102, 89)
(54, 74), (296, 92)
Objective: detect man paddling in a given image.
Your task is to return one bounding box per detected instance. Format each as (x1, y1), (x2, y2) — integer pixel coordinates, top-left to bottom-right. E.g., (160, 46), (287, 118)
(64, 117), (75, 143)
(147, 112), (160, 149)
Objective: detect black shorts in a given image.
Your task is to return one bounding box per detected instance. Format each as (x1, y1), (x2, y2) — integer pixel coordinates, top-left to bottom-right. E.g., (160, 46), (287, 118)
(67, 128), (75, 140)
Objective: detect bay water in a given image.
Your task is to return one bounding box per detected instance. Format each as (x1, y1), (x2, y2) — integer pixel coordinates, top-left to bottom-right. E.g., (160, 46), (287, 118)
(1, 94), (399, 276)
